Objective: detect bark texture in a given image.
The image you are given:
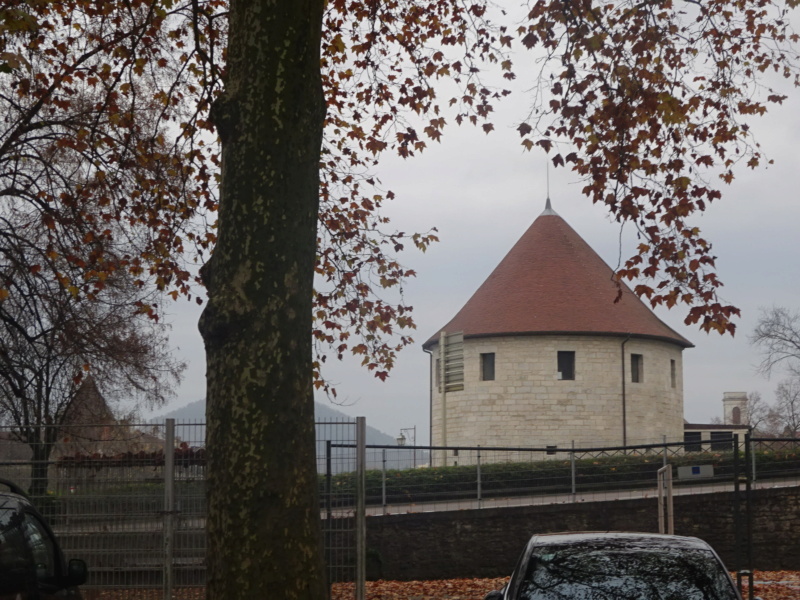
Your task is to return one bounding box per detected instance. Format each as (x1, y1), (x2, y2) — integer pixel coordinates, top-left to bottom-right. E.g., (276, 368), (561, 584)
(198, 0), (326, 598)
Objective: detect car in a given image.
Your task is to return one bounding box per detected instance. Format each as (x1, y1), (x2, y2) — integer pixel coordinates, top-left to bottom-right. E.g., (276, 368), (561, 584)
(485, 532), (744, 600)
(0, 478), (87, 599)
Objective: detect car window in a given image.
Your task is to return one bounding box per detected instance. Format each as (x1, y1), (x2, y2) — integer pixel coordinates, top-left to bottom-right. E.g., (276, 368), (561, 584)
(0, 506), (29, 572)
(518, 544), (739, 600)
(1, 504), (32, 596)
(21, 512), (57, 581)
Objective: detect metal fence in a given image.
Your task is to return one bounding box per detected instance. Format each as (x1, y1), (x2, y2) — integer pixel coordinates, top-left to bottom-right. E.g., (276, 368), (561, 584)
(0, 418), (366, 600)
(320, 435), (800, 515)
(2, 421), (798, 598)
(0, 421), (206, 595)
(318, 418), (366, 600)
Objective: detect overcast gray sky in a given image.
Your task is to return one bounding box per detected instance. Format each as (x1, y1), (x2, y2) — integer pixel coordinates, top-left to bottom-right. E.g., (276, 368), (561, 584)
(158, 44), (800, 445)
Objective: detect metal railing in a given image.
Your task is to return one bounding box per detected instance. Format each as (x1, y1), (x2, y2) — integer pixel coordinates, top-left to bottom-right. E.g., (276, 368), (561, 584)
(321, 436), (800, 515)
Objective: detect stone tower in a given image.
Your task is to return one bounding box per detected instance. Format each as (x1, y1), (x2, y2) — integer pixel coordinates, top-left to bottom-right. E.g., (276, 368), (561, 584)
(423, 200), (693, 451)
(722, 392), (749, 425)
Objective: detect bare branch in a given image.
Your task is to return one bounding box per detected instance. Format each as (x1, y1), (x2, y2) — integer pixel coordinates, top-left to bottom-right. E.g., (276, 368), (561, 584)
(751, 306), (800, 377)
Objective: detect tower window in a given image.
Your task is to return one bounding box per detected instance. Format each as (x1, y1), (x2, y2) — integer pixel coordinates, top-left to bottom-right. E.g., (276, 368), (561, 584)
(557, 351), (575, 380)
(670, 359), (676, 388)
(631, 354), (644, 383)
(480, 353), (495, 381)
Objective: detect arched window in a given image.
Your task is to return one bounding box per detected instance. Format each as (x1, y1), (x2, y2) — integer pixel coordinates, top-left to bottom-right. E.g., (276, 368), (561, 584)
(732, 406), (741, 425)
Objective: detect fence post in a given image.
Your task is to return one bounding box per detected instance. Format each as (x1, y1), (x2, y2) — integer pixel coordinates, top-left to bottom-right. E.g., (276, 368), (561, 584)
(163, 418), (175, 600)
(662, 435), (668, 468)
(750, 436), (757, 483)
(325, 441), (332, 522)
(356, 417), (366, 600)
(656, 465), (673, 534)
(570, 441), (576, 500)
(732, 433), (742, 592)
(744, 432), (754, 600)
(476, 446), (482, 508)
(382, 448), (387, 516)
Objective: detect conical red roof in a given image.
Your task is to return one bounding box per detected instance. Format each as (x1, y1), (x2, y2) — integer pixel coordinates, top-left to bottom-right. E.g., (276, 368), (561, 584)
(423, 203), (692, 349)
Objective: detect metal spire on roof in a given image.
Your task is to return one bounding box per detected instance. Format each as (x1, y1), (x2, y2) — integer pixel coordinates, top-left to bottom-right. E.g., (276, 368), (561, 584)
(540, 158), (558, 216)
(541, 196), (557, 216)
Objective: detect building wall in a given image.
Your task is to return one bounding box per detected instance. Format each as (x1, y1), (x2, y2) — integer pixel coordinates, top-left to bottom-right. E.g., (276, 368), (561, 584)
(429, 335), (685, 452)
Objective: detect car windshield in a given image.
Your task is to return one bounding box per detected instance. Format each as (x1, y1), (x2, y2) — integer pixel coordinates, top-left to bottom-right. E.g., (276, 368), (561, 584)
(517, 540), (738, 600)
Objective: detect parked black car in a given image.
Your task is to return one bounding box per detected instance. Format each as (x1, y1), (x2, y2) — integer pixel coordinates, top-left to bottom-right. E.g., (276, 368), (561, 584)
(0, 478), (87, 599)
(485, 532), (743, 600)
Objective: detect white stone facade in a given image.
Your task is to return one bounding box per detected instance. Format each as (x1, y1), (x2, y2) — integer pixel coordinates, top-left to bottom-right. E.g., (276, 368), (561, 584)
(429, 334), (685, 450)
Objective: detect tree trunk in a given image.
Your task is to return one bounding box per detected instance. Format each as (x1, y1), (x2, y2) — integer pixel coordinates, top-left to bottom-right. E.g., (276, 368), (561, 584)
(198, 0), (327, 598)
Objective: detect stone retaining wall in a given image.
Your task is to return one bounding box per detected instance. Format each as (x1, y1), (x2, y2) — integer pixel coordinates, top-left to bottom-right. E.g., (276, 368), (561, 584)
(365, 487), (800, 580)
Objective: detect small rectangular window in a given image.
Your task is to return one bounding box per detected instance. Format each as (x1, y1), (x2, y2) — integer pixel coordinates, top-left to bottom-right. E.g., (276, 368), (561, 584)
(435, 358), (441, 392)
(710, 431), (734, 451)
(683, 431), (702, 452)
(670, 359), (676, 388)
(480, 353), (495, 381)
(631, 353), (644, 383)
(557, 351), (575, 380)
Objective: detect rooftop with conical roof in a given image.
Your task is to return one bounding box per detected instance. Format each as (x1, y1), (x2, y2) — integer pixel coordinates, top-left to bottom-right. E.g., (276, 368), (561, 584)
(423, 201), (693, 349)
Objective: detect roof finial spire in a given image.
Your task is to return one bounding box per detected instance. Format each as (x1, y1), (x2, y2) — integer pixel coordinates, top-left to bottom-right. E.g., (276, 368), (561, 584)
(541, 196), (557, 215)
(547, 156), (550, 199)
(541, 159), (557, 215)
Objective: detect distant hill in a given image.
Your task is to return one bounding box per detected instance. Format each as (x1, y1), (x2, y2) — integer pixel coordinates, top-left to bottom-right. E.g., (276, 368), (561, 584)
(151, 399), (421, 472)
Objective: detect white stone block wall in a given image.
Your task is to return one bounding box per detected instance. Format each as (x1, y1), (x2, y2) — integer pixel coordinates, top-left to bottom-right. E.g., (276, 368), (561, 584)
(429, 334), (685, 450)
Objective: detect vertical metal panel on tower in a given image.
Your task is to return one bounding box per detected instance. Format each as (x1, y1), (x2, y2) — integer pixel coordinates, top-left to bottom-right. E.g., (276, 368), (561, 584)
(442, 331), (464, 392)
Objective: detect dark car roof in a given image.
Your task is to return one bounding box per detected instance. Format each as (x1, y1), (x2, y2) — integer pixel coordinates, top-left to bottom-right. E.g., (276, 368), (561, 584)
(526, 531), (714, 552)
(0, 479), (31, 512)
(0, 491), (28, 512)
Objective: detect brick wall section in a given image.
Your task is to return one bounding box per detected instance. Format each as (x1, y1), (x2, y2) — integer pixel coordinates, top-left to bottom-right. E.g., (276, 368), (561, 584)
(430, 335), (685, 451)
(365, 487), (800, 580)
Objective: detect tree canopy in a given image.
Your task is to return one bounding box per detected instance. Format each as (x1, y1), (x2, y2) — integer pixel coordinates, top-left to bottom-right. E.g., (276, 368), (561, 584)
(4, 0), (795, 391)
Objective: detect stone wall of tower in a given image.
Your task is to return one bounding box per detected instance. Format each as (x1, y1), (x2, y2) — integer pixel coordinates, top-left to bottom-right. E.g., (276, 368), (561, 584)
(429, 334), (684, 453)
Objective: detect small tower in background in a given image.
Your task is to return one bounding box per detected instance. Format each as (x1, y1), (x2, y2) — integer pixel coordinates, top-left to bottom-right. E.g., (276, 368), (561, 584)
(722, 391), (749, 425)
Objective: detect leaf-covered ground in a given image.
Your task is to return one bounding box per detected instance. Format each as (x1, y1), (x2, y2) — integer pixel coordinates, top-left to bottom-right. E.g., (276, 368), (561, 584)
(330, 572), (800, 600)
(84, 572), (800, 599)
